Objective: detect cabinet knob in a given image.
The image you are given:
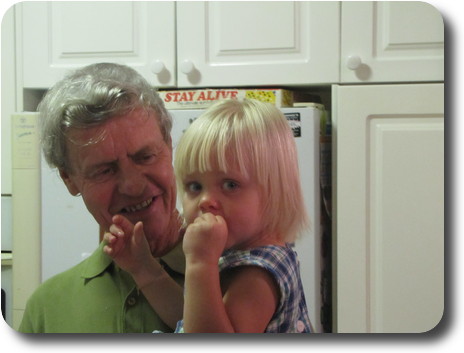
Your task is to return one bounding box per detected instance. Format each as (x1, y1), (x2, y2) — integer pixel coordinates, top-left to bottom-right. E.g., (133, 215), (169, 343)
(346, 55), (362, 70)
(150, 60), (165, 74)
(180, 60), (195, 75)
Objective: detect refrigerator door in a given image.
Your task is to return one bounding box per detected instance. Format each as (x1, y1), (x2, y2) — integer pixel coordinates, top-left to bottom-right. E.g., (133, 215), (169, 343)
(170, 109), (204, 151)
(41, 158), (99, 281)
(282, 107), (322, 333)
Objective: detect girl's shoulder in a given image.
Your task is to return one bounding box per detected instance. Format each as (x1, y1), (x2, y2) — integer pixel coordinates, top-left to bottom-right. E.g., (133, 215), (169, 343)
(219, 244), (298, 273)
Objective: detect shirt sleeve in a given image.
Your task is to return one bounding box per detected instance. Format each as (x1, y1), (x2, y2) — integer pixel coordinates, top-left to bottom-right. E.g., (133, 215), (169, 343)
(18, 291), (45, 333)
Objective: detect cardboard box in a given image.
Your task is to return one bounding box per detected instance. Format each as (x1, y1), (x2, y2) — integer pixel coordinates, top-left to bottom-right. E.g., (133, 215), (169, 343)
(158, 88), (293, 109)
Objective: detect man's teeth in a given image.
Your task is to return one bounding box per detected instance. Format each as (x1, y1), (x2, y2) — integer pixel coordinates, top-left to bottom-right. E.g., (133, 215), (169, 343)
(123, 198), (153, 213)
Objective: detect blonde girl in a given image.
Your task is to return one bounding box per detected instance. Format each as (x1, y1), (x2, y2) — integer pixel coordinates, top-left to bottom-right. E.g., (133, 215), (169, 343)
(173, 99), (311, 333)
(104, 99), (311, 333)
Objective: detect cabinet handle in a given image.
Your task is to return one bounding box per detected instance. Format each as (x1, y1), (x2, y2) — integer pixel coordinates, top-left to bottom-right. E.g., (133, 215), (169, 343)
(180, 60), (195, 75)
(150, 60), (165, 74)
(346, 55), (362, 70)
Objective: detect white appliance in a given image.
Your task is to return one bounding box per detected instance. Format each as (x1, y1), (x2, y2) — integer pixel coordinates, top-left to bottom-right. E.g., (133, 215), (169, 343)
(12, 106), (322, 332)
(1, 197), (13, 326)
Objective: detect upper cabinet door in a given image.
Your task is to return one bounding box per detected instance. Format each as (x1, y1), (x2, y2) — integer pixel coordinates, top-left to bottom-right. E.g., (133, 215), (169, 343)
(176, 1), (340, 87)
(341, 2), (444, 83)
(20, 2), (176, 88)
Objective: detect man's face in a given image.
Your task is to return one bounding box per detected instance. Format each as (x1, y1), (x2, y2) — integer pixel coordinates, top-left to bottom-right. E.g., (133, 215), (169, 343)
(59, 108), (179, 256)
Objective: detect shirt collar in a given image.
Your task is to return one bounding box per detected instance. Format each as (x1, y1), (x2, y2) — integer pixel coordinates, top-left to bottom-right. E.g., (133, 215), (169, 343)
(80, 241), (113, 279)
(80, 240), (185, 280)
(160, 241), (185, 275)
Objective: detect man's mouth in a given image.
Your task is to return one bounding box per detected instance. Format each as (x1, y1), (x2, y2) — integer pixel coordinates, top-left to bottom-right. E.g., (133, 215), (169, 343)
(120, 197), (154, 213)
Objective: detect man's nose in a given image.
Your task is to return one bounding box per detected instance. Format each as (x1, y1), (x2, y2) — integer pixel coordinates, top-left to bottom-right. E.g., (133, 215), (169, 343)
(117, 165), (146, 196)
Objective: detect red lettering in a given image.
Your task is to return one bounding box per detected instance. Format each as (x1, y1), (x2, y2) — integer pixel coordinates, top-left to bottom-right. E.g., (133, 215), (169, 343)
(173, 92), (181, 102)
(164, 92), (173, 103)
(179, 92), (189, 102)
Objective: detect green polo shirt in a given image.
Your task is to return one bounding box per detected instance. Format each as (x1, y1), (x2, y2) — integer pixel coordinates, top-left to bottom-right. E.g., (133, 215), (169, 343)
(18, 241), (184, 333)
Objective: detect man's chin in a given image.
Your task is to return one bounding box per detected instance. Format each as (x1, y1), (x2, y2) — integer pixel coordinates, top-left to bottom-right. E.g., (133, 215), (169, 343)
(148, 232), (181, 258)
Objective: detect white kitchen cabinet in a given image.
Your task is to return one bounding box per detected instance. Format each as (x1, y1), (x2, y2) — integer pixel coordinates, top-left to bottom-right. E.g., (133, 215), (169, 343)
(18, 1), (339, 89)
(341, 2), (444, 83)
(176, 1), (340, 87)
(18, 1), (176, 88)
(18, 1), (445, 88)
(333, 83), (444, 332)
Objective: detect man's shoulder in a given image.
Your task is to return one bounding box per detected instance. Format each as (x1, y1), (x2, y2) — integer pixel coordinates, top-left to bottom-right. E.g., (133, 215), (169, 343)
(31, 241), (112, 300)
(18, 259), (95, 332)
(28, 259), (89, 302)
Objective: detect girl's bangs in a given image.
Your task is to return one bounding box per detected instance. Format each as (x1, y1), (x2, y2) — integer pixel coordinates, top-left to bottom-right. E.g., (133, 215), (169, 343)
(184, 129), (251, 180)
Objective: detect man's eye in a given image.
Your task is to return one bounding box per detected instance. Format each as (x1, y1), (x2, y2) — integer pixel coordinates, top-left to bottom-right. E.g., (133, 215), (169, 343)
(186, 182), (202, 193)
(137, 154), (156, 164)
(87, 167), (115, 182)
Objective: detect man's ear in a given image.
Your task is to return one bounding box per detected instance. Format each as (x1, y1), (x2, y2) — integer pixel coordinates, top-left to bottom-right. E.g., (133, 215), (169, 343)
(59, 169), (80, 196)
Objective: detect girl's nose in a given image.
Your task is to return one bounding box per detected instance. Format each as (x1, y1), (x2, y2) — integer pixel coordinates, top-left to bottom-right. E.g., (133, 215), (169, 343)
(117, 165), (146, 196)
(199, 191), (220, 213)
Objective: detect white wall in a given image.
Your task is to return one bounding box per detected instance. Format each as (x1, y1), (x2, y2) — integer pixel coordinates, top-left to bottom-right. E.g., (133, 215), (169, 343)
(1, 5), (17, 195)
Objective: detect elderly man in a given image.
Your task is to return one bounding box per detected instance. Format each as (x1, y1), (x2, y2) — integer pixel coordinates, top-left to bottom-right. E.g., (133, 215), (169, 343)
(19, 63), (184, 333)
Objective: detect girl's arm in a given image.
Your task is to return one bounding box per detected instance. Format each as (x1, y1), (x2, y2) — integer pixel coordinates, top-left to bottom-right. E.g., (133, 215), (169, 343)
(130, 251), (184, 330)
(184, 260), (279, 333)
(182, 214), (279, 333)
(221, 266), (279, 332)
(104, 215), (183, 329)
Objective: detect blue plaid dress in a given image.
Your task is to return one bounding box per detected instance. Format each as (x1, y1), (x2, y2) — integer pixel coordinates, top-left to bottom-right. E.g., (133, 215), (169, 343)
(175, 244), (311, 333)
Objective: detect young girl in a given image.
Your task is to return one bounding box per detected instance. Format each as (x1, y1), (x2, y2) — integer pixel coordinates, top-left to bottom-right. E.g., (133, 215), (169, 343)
(104, 99), (312, 333)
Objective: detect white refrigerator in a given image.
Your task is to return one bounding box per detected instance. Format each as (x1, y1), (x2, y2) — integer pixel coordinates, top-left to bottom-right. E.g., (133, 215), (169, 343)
(12, 106), (323, 332)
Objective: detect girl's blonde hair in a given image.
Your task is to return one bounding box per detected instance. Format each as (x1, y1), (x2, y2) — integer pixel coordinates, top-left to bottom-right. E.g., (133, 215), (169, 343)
(174, 99), (308, 242)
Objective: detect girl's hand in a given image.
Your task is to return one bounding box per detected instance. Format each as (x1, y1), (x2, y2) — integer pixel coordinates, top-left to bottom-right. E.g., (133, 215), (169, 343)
(183, 213), (228, 264)
(103, 215), (153, 275)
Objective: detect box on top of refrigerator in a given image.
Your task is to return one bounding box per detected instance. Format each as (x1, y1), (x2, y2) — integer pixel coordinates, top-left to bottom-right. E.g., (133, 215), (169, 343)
(158, 88), (294, 109)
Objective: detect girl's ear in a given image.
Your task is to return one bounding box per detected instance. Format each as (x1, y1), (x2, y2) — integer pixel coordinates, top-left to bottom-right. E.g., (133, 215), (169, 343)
(59, 169), (81, 196)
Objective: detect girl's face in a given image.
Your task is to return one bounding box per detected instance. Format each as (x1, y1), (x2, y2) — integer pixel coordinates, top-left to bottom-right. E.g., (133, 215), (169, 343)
(181, 164), (271, 250)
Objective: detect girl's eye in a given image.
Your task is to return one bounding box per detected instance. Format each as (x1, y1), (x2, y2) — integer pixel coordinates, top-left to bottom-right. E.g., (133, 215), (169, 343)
(186, 182), (202, 193)
(223, 180), (239, 191)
